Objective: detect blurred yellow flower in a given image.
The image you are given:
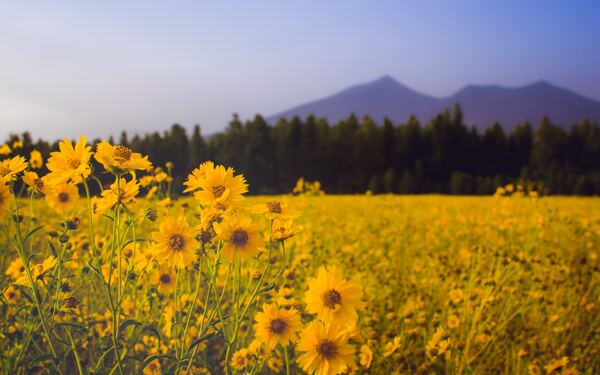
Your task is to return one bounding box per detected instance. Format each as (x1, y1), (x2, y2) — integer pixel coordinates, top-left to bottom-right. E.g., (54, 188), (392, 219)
(0, 156), (27, 183)
(29, 150), (43, 169)
(45, 182), (80, 213)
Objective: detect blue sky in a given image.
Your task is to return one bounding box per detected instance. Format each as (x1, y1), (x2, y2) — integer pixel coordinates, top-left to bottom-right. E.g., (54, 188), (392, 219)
(1, 1), (599, 140)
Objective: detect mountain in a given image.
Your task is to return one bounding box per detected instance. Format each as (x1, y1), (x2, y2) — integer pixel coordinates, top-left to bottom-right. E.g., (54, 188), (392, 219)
(268, 76), (600, 130)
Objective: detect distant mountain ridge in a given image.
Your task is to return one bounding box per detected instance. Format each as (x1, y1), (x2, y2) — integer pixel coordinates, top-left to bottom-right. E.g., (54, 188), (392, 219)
(268, 76), (600, 130)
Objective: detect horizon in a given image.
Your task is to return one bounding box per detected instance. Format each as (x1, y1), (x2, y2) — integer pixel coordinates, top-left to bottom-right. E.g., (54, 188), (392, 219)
(2, 1), (600, 140)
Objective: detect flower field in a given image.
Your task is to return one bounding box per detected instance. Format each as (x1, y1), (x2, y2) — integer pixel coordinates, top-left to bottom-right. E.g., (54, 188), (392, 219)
(0, 138), (599, 374)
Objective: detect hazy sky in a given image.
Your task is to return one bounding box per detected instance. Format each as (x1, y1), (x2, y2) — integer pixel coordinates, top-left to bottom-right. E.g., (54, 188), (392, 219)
(1, 1), (599, 141)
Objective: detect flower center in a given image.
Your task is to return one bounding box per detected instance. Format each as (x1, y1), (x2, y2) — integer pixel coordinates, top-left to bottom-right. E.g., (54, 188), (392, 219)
(167, 233), (185, 251)
(269, 318), (288, 335)
(317, 339), (338, 359)
(69, 158), (81, 168)
(58, 192), (70, 203)
(212, 184), (226, 198)
(114, 146), (132, 161)
(266, 201), (282, 214)
(159, 273), (171, 284)
(323, 289), (342, 309)
(34, 178), (44, 191)
(0, 166), (10, 176)
(231, 228), (249, 247)
(199, 229), (212, 243)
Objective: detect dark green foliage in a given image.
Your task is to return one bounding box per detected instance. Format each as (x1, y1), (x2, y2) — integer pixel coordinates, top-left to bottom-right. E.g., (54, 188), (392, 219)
(5, 105), (600, 195)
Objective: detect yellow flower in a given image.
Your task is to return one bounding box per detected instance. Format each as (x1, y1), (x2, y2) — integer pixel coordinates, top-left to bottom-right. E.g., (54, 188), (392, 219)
(192, 164), (247, 211)
(252, 200), (295, 219)
(94, 141), (152, 173)
(5, 258), (26, 280)
(15, 256), (58, 286)
(183, 161), (215, 193)
(426, 327), (448, 358)
(45, 183), (80, 213)
(151, 264), (177, 294)
(304, 266), (365, 325)
(3, 285), (20, 304)
(297, 320), (355, 375)
(383, 336), (401, 357)
(22, 171), (48, 194)
(46, 136), (92, 184)
(359, 344), (373, 368)
(253, 304), (303, 349)
(94, 177), (140, 216)
(151, 216), (197, 268)
(139, 175), (154, 187)
(447, 314), (460, 329)
(143, 359), (161, 375)
(231, 348), (251, 371)
(544, 357), (569, 374)
(0, 183), (11, 218)
(29, 150), (43, 169)
(0, 156), (28, 183)
(12, 140), (23, 149)
(271, 218), (302, 242)
(0, 144), (11, 155)
(448, 288), (463, 305)
(214, 215), (261, 262)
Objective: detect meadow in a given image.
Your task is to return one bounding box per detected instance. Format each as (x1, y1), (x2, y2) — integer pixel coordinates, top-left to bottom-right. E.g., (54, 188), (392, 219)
(0, 138), (598, 374)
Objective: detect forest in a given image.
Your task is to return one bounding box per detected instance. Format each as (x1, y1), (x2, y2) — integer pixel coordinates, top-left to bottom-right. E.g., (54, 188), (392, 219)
(4, 105), (600, 195)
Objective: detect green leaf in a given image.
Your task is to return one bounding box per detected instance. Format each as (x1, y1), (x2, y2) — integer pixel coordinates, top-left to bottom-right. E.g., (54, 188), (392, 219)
(24, 224), (45, 243)
(53, 322), (87, 332)
(140, 354), (174, 373)
(119, 318), (142, 332)
(188, 331), (219, 351)
(30, 353), (53, 367)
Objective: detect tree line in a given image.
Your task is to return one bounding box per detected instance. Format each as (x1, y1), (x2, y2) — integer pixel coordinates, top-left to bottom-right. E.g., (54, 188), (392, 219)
(5, 105), (600, 195)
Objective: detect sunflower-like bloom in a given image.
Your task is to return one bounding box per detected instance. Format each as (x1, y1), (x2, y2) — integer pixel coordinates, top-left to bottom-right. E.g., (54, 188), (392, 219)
(94, 141), (152, 173)
(45, 182), (80, 214)
(151, 264), (177, 294)
(0, 156), (28, 183)
(183, 161), (215, 193)
(253, 304), (303, 349)
(151, 216), (197, 268)
(29, 150), (43, 169)
(93, 177), (140, 216)
(230, 348), (251, 372)
(192, 164), (248, 211)
(5, 258), (25, 280)
(0, 183), (11, 218)
(251, 200), (295, 220)
(0, 144), (11, 155)
(15, 256), (58, 286)
(304, 266), (365, 325)
(297, 320), (355, 375)
(214, 216), (261, 262)
(46, 136), (92, 185)
(3, 285), (20, 305)
(271, 218), (302, 242)
(22, 171), (48, 194)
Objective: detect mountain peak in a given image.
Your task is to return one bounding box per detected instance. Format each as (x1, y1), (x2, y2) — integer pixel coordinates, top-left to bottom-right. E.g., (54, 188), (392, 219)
(269, 77), (600, 130)
(373, 75), (398, 84)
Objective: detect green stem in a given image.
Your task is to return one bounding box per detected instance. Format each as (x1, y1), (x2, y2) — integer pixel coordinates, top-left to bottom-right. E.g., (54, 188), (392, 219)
(66, 328), (84, 375)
